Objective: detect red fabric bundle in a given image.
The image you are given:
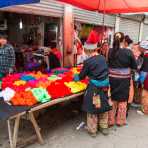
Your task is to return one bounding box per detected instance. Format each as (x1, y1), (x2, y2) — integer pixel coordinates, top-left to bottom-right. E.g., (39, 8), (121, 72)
(11, 91), (37, 106)
(47, 81), (72, 99)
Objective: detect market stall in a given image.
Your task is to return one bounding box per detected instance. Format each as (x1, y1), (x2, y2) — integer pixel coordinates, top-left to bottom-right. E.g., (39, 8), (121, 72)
(1, 1), (148, 148)
(6, 92), (84, 148)
(0, 3), (64, 71)
(0, 67), (88, 148)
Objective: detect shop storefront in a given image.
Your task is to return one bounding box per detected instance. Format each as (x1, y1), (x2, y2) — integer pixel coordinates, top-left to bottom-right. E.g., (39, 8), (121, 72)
(0, 0), (65, 71)
(0, 0), (64, 47)
(77, 23), (114, 45)
(142, 18), (148, 40)
(119, 17), (141, 42)
(1, 12), (60, 47)
(0, 12), (63, 71)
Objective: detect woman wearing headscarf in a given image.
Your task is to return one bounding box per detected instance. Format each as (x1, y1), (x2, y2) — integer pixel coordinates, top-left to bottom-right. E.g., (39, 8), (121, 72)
(74, 40), (111, 137)
(108, 32), (137, 126)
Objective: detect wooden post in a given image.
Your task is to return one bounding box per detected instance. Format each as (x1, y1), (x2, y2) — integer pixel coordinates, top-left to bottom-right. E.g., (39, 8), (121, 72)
(63, 5), (74, 67)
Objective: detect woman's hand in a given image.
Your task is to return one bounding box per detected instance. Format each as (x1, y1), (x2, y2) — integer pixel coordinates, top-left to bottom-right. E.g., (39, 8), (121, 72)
(108, 98), (113, 106)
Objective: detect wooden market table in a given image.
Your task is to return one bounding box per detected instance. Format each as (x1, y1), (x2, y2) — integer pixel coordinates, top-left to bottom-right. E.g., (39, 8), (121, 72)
(6, 92), (84, 148)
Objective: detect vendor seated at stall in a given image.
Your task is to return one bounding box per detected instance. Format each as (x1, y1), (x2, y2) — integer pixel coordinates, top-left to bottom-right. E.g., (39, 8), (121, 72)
(14, 44), (25, 72)
(44, 46), (61, 70)
(24, 46), (41, 71)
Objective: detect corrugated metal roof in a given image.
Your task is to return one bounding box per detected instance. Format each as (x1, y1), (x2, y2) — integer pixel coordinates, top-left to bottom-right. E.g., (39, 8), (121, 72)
(74, 7), (116, 27)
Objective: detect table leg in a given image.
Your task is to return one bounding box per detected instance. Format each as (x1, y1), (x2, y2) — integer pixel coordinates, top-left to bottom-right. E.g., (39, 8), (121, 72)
(7, 120), (13, 148)
(13, 116), (20, 148)
(29, 112), (44, 145)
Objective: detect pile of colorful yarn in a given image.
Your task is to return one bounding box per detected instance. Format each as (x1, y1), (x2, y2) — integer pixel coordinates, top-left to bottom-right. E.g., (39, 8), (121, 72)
(1, 67), (88, 106)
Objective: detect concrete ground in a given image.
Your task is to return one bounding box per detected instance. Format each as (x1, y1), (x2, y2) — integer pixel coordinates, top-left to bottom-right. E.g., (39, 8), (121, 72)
(1, 101), (148, 148)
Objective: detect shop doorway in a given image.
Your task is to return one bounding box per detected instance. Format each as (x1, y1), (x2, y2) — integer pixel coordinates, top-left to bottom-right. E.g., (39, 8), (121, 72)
(44, 22), (59, 48)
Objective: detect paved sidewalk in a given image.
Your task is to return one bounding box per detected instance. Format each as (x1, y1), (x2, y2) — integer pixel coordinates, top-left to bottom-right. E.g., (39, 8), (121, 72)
(1, 107), (148, 148)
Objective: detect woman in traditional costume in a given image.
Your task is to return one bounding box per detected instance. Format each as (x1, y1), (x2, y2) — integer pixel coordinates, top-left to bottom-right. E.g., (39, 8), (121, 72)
(108, 32), (137, 126)
(74, 40), (111, 137)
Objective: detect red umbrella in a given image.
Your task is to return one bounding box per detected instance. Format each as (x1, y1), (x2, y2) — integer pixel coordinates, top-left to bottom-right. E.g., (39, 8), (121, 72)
(59, 0), (148, 14)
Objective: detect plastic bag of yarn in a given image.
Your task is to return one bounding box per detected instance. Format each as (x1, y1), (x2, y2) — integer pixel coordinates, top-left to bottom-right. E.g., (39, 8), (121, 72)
(31, 88), (51, 103)
(21, 75), (36, 81)
(73, 74), (80, 82)
(47, 82), (72, 99)
(0, 87), (15, 102)
(27, 80), (38, 88)
(11, 91), (38, 106)
(37, 80), (51, 89)
(1, 81), (14, 89)
(31, 71), (48, 79)
(52, 68), (69, 75)
(14, 80), (26, 86)
(12, 85), (28, 92)
(64, 81), (87, 93)
(2, 74), (21, 83)
(48, 75), (61, 81)
(60, 72), (73, 82)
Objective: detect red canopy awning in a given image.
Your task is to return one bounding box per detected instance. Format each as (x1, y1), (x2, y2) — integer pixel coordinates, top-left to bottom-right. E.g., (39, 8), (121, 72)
(59, 0), (148, 13)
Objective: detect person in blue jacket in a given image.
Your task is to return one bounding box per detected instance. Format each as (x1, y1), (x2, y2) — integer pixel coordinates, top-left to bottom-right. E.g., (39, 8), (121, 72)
(74, 41), (111, 137)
